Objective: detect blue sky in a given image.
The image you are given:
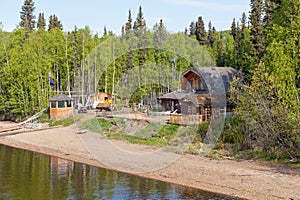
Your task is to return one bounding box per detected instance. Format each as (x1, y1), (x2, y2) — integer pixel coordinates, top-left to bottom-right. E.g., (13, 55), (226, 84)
(0, 0), (250, 35)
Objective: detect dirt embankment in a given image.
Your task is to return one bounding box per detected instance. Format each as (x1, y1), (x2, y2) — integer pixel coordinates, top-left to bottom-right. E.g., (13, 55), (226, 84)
(0, 123), (299, 200)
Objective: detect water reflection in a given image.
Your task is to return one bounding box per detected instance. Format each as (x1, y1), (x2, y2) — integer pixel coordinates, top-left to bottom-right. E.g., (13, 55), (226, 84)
(0, 145), (238, 200)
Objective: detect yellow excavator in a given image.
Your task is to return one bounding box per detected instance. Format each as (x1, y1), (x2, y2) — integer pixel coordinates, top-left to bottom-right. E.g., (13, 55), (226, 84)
(93, 92), (115, 111)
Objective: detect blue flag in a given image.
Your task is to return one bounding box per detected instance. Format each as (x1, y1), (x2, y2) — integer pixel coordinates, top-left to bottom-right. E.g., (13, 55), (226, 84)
(49, 77), (54, 86)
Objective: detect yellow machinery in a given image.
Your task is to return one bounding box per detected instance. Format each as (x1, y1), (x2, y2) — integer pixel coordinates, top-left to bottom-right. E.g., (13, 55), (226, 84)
(94, 92), (115, 111)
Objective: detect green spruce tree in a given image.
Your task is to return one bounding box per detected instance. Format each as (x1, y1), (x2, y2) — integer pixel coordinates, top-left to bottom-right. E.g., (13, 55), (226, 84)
(230, 18), (237, 41)
(249, 0), (265, 62)
(48, 15), (63, 31)
(189, 21), (196, 37)
(133, 6), (146, 37)
(37, 12), (46, 30)
(125, 9), (132, 39)
(195, 16), (207, 45)
(207, 21), (216, 47)
(19, 0), (36, 34)
(103, 26), (107, 37)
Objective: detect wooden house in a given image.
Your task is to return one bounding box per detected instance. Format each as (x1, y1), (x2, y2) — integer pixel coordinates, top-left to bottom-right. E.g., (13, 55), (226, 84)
(49, 94), (74, 120)
(159, 67), (240, 125)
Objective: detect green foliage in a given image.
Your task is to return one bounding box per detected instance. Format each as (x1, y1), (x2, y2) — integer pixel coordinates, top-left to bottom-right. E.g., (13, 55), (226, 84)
(225, 63), (300, 160)
(196, 121), (209, 142)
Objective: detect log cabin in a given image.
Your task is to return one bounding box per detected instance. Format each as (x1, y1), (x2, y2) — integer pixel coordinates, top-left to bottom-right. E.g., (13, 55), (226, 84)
(158, 67), (240, 125)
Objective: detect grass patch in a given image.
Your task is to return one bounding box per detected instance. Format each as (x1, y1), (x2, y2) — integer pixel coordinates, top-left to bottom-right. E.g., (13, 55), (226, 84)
(81, 118), (103, 133)
(134, 122), (164, 138)
(153, 124), (179, 140)
(81, 118), (117, 133)
(105, 132), (168, 147)
(106, 123), (179, 147)
(97, 118), (116, 131)
(50, 118), (74, 127)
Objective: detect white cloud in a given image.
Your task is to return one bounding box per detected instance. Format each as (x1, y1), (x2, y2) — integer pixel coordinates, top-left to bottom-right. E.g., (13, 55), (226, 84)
(165, 0), (248, 12)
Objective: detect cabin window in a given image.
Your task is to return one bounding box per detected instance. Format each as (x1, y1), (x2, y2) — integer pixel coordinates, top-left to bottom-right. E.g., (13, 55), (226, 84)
(58, 101), (65, 108)
(67, 100), (72, 107)
(198, 80), (204, 90)
(50, 101), (56, 108)
(189, 80), (194, 89)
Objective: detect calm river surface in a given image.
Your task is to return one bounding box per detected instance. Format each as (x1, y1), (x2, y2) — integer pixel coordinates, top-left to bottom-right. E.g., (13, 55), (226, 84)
(0, 145), (238, 200)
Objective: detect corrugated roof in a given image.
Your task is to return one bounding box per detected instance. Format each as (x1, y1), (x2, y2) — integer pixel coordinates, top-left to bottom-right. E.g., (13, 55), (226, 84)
(158, 91), (191, 100)
(49, 94), (73, 101)
(183, 67), (240, 93)
(185, 94), (211, 105)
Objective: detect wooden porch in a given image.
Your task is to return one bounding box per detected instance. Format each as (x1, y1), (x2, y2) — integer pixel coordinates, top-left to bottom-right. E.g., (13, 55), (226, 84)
(170, 114), (204, 125)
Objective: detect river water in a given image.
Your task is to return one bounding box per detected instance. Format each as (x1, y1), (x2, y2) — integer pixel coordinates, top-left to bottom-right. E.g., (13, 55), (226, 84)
(0, 145), (238, 199)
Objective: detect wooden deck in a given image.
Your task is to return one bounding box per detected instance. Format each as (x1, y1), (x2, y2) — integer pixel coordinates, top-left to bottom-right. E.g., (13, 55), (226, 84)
(170, 114), (204, 125)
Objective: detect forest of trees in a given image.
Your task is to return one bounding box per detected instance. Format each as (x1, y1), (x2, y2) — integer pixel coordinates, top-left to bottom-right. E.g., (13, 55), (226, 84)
(0, 0), (299, 159)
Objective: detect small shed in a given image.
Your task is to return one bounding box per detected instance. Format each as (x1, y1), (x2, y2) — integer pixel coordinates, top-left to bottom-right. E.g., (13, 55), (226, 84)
(49, 94), (74, 120)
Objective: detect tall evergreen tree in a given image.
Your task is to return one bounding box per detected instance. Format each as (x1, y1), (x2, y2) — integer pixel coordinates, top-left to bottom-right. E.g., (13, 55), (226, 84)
(121, 25), (125, 40)
(195, 16), (207, 45)
(241, 12), (247, 33)
(133, 6), (146, 36)
(230, 18), (238, 41)
(189, 21), (196, 36)
(37, 12), (46, 30)
(249, 0), (265, 62)
(133, 6), (147, 88)
(207, 21), (215, 47)
(125, 9), (132, 38)
(103, 26), (107, 37)
(19, 0), (36, 33)
(48, 15), (63, 31)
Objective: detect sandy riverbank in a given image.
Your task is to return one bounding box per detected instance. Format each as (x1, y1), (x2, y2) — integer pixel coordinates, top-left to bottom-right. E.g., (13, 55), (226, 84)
(0, 124), (299, 200)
